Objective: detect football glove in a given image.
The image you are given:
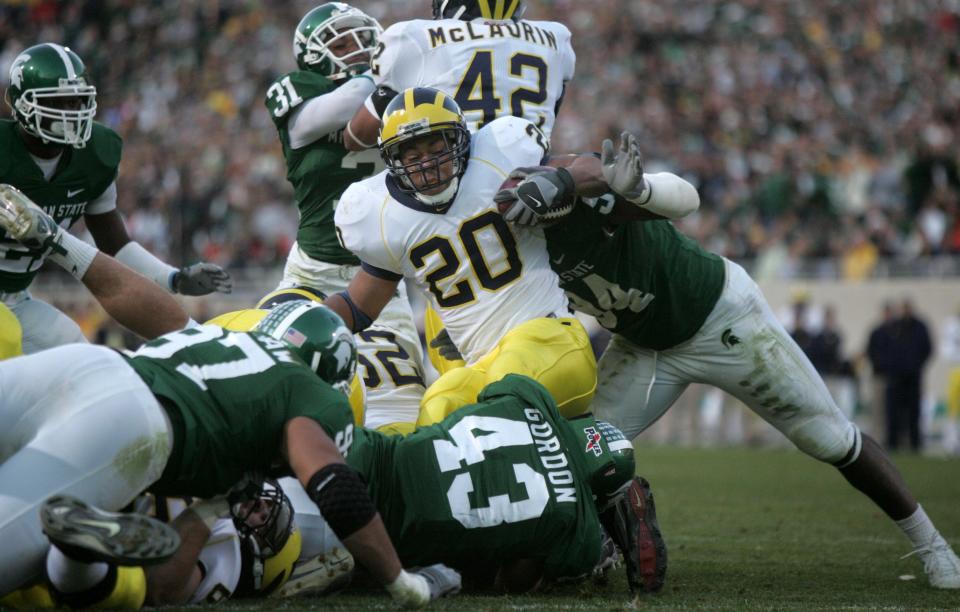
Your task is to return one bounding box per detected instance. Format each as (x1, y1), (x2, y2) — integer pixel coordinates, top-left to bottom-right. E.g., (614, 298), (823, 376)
(172, 262), (233, 295)
(494, 167), (576, 227)
(428, 328), (462, 362)
(0, 184), (67, 256)
(412, 564), (462, 600)
(601, 132), (650, 204)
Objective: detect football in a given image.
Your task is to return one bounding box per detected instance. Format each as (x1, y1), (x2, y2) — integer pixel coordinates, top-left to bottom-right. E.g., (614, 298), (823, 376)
(495, 176), (523, 215)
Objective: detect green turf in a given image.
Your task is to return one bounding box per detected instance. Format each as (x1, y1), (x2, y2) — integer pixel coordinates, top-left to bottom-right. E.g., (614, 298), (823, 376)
(221, 446), (960, 611)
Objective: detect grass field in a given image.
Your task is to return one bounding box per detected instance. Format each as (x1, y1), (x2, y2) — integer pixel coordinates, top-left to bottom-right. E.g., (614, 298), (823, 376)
(221, 446), (960, 611)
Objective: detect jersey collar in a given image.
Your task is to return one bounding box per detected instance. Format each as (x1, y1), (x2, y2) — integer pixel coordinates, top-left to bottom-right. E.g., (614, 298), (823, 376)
(385, 174), (452, 215)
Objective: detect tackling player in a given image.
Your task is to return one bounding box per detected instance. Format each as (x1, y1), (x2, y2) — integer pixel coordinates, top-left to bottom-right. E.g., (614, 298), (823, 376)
(491, 135), (960, 590)
(0, 303), (457, 608)
(266, 4), (427, 432)
(344, 0), (575, 149)
(328, 87), (613, 426)
(1, 43), (231, 353)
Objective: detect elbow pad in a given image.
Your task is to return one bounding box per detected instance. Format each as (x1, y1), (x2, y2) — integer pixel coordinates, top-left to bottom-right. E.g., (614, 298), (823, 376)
(306, 464), (377, 540)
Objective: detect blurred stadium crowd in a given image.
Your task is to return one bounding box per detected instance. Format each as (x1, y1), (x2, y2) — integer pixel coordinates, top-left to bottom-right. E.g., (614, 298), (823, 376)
(1, 0), (958, 280)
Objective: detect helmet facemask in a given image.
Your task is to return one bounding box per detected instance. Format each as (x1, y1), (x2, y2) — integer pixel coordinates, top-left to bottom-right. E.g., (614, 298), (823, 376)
(232, 479), (302, 596)
(381, 126), (470, 207)
(294, 5), (382, 81)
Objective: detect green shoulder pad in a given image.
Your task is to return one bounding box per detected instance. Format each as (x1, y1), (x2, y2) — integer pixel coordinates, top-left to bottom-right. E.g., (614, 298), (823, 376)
(88, 123), (123, 171)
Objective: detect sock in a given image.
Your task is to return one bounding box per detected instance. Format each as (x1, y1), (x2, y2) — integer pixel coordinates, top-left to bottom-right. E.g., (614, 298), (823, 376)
(46, 545), (108, 594)
(896, 505), (940, 549)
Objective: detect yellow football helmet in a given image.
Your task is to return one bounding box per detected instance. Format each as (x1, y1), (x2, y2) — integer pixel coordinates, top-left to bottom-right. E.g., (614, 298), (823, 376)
(233, 480), (303, 597)
(379, 87), (470, 208)
(432, 0), (524, 20)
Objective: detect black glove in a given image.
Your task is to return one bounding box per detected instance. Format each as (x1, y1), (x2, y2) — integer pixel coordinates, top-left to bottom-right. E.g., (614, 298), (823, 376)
(494, 167), (576, 226)
(173, 262), (233, 295)
(429, 328), (463, 362)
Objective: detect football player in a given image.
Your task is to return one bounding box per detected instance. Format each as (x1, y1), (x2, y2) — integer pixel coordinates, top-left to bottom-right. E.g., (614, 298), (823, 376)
(266, 4), (427, 432)
(1, 43), (231, 354)
(344, 0), (575, 149)
(0, 303), (457, 608)
(0, 184), (191, 343)
(490, 136), (960, 589)
(329, 87), (612, 426)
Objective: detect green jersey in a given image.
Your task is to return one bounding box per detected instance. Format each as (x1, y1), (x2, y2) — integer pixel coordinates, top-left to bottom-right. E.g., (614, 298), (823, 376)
(266, 71), (382, 264)
(124, 325), (354, 498)
(0, 119), (120, 292)
(348, 375), (602, 580)
(545, 203), (725, 349)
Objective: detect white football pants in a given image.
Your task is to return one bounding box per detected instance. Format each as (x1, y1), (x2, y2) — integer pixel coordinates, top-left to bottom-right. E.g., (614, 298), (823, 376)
(2, 290), (87, 354)
(592, 259), (857, 464)
(280, 243), (426, 429)
(0, 344), (172, 594)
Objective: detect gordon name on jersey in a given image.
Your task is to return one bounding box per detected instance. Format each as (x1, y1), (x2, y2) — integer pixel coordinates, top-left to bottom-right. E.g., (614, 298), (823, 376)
(335, 116), (568, 364)
(372, 18), (575, 134)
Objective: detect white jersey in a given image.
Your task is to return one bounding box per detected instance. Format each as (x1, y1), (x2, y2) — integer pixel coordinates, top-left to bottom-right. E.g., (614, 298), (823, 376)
(371, 18), (575, 137)
(189, 519), (242, 604)
(336, 116), (569, 364)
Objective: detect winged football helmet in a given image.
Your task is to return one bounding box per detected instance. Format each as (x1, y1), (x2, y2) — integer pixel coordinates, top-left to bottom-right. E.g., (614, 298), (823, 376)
(379, 87), (471, 209)
(5, 43), (97, 148)
(433, 0), (525, 20)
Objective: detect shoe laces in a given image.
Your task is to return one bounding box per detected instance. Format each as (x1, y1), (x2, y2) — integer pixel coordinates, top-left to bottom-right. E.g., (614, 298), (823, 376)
(901, 537), (960, 576)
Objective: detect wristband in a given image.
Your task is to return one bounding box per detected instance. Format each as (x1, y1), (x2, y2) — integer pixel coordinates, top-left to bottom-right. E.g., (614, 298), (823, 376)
(47, 231), (97, 280)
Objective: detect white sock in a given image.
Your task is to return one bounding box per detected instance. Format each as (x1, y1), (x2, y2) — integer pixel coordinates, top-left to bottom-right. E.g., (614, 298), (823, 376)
(46, 545), (109, 594)
(896, 505), (940, 549)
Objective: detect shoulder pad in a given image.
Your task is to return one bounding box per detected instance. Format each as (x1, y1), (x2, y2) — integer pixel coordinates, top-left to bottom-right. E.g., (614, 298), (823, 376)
(473, 117), (549, 174)
(87, 123), (123, 170)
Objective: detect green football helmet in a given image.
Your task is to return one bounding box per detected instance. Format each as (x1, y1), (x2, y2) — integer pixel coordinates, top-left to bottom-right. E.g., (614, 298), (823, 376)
(570, 417), (636, 510)
(4, 43), (97, 148)
(293, 3), (382, 81)
(255, 301), (357, 394)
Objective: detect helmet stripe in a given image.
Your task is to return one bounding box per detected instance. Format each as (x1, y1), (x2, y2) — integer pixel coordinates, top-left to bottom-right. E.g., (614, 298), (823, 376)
(412, 87), (440, 108)
(505, 0), (521, 18)
(48, 43), (77, 79)
(403, 88), (416, 113)
(478, 0), (493, 18)
(608, 439), (634, 452)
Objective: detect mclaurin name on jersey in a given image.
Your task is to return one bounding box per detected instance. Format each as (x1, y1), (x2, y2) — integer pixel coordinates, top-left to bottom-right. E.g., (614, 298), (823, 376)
(426, 21), (560, 49)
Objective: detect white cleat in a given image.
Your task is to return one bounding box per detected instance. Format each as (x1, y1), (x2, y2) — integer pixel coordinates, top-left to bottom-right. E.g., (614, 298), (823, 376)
(274, 546), (354, 598)
(905, 535), (960, 589)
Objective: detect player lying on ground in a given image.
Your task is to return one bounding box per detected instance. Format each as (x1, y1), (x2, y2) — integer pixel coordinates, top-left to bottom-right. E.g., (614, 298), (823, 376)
(0, 303), (457, 608)
(478, 133), (960, 589)
(25, 375), (665, 607)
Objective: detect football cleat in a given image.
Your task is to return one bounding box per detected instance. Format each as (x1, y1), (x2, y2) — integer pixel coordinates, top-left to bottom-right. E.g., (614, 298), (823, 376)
(40, 495), (180, 566)
(276, 547), (354, 598)
(601, 476), (667, 593)
(903, 534), (960, 589)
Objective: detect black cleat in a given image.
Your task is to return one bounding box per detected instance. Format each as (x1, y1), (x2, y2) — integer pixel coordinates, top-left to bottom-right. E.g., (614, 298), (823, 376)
(40, 495), (180, 566)
(601, 476), (667, 593)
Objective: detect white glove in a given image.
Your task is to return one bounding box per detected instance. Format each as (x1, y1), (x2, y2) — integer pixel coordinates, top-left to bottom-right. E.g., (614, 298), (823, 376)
(173, 262), (233, 295)
(386, 565), (461, 608)
(601, 132), (650, 204)
(0, 183), (66, 253)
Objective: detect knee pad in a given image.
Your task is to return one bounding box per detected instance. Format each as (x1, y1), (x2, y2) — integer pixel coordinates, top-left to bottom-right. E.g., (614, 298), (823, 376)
(793, 420), (861, 466)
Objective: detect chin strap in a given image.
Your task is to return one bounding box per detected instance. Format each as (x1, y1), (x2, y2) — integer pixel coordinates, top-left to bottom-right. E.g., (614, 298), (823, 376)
(414, 177), (460, 208)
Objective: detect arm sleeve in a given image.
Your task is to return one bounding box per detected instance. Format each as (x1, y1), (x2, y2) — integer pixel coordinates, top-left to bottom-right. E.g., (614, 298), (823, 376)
(115, 241), (178, 291)
(640, 172), (701, 219)
(287, 75), (376, 149)
(84, 180), (118, 215)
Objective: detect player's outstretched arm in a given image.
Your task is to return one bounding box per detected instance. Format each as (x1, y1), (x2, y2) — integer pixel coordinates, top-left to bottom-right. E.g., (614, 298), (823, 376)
(285, 417), (458, 607)
(82, 252), (190, 338)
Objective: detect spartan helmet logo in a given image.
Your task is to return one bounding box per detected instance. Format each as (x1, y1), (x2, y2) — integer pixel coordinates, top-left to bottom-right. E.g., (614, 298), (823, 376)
(331, 328), (355, 375)
(9, 53), (30, 89)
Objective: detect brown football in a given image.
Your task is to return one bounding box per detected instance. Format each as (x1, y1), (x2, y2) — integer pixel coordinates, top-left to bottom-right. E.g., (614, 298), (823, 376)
(495, 176), (523, 214)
